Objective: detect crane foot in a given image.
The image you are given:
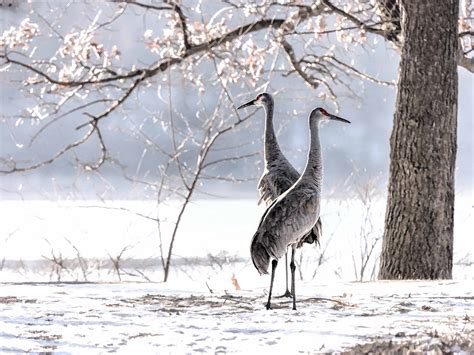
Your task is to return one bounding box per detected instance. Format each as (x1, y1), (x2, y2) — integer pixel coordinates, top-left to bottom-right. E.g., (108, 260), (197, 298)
(276, 290), (293, 298)
(265, 303), (272, 310)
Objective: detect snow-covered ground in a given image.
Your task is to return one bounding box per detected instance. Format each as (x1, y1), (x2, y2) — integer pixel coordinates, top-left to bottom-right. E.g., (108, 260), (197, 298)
(0, 280), (472, 353)
(0, 197), (472, 353)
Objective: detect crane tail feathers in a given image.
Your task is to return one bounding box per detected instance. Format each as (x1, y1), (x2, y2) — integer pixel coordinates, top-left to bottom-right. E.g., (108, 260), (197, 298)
(300, 218), (322, 247)
(250, 236), (270, 275)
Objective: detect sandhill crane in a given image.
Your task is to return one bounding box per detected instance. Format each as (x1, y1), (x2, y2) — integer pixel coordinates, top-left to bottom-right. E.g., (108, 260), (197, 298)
(250, 107), (350, 310)
(237, 93), (322, 298)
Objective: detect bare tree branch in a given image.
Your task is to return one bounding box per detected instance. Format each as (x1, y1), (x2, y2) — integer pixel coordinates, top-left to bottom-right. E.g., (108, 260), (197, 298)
(77, 204), (159, 223)
(321, 0), (386, 38)
(0, 16), (289, 89)
(460, 31), (474, 37)
(323, 55), (395, 86)
(82, 117), (107, 170)
(29, 98), (114, 146)
(122, 0), (172, 12)
(0, 125), (95, 174)
(201, 152), (259, 169)
(76, 75), (144, 129)
(164, 0), (191, 51)
(281, 39), (320, 90)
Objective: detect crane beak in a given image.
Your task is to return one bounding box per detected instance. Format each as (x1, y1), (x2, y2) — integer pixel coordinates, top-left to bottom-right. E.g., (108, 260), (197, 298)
(328, 114), (351, 124)
(237, 99), (256, 110)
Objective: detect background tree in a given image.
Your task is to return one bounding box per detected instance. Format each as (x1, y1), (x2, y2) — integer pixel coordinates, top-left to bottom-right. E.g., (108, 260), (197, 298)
(378, 0), (459, 279)
(0, 0), (472, 281)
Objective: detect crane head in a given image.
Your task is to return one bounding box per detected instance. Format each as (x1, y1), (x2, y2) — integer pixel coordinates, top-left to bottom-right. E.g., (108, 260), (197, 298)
(311, 107), (351, 124)
(237, 93), (273, 110)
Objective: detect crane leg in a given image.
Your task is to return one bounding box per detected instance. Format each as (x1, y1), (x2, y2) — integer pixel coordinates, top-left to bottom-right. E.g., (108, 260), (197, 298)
(265, 259), (278, 310)
(290, 246), (297, 311)
(277, 252), (292, 298)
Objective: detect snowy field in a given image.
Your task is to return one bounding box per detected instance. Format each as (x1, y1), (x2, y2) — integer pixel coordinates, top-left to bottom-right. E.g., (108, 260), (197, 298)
(1, 196), (472, 282)
(0, 197), (473, 353)
(0, 280), (472, 353)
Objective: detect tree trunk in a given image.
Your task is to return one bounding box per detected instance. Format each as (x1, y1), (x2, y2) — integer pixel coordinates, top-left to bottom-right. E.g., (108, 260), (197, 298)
(378, 0), (458, 279)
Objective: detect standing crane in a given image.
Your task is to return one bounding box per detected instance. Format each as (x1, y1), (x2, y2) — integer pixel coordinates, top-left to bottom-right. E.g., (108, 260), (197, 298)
(250, 107), (350, 310)
(237, 93), (322, 298)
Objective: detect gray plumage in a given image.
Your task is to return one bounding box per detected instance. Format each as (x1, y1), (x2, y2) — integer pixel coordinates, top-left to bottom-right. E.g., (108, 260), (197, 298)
(251, 181), (321, 274)
(238, 93), (322, 247)
(256, 94), (322, 246)
(238, 93), (322, 299)
(249, 106), (350, 310)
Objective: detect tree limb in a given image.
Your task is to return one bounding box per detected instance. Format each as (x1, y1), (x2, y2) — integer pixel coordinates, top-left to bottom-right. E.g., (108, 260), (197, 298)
(0, 125), (95, 174)
(281, 39), (320, 90)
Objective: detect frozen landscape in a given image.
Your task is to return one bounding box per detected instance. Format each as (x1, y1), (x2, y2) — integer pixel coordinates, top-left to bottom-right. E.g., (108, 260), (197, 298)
(0, 280), (472, 353)
(0, 198), (473, 353)
(0, 0), (472, 353)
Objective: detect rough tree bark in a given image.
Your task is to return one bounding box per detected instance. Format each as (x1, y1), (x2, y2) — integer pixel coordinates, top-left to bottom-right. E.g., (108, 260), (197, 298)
(378, 0), (458, 279)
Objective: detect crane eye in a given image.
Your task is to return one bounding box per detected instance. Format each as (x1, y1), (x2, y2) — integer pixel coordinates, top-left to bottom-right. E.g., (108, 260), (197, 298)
(319, 108), (328, 116)
(256, 94), (262, 100)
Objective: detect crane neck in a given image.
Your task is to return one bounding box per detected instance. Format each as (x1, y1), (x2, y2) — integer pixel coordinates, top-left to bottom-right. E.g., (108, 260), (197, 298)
(301, 118), (323, 191)
(263, 100), (283, 163)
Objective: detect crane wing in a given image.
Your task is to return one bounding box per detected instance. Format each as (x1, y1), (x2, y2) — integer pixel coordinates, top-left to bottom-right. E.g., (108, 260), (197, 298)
(254, 189), (320, 260)
(258, 158), (300, 206)
(298, 217), (322, 247)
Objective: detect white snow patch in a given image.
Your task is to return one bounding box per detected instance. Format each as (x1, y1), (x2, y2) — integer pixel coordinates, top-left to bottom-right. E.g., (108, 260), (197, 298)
(0, 280), (472, 353)
(0, 196), (472, 282)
